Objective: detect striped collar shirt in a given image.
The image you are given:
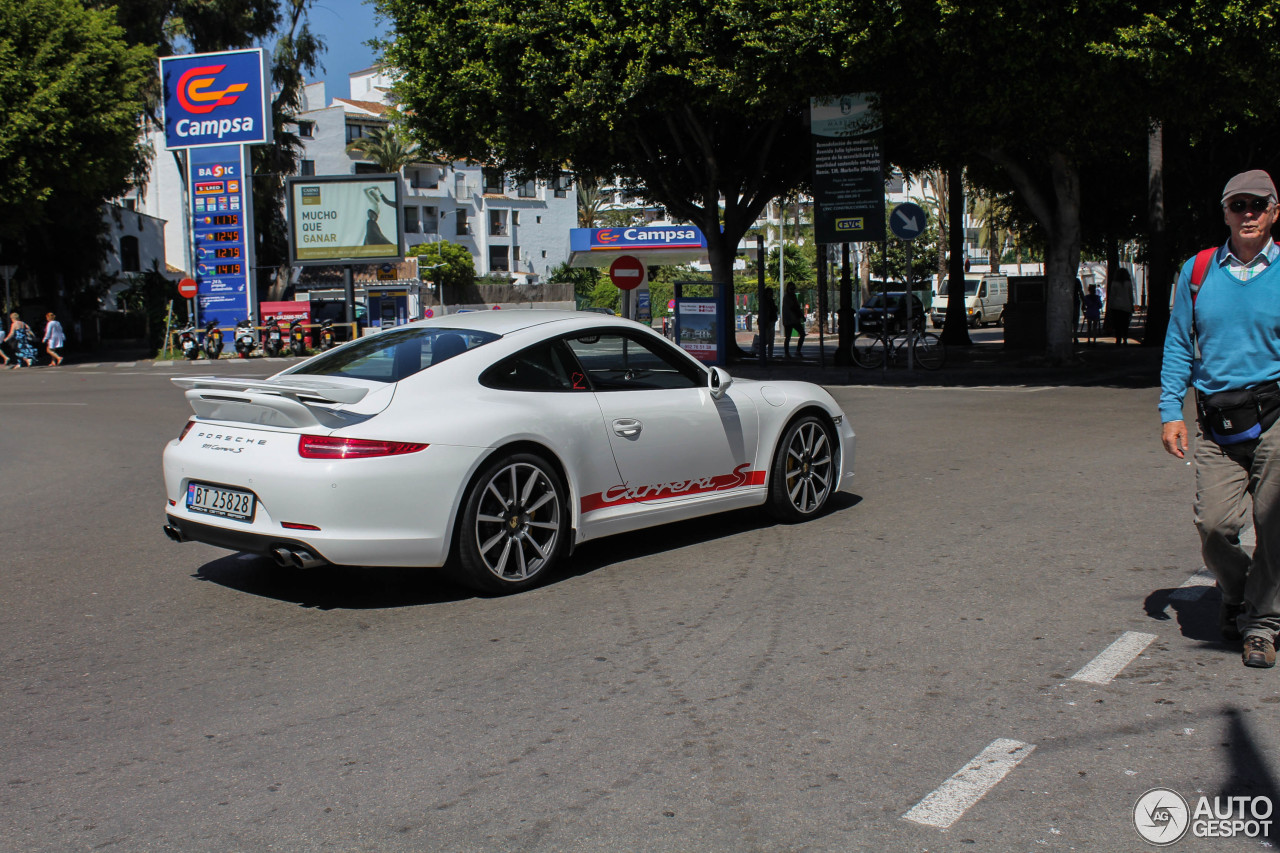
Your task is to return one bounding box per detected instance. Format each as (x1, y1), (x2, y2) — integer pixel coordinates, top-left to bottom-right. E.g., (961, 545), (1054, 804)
(1219, 238), (1280, 281)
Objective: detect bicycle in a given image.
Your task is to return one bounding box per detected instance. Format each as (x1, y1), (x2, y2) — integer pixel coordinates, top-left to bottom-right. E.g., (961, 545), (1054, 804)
(850, 319), (946, 370)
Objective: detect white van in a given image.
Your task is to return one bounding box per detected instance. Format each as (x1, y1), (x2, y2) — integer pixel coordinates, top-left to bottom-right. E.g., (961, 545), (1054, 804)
(931, 274), (1009, 328)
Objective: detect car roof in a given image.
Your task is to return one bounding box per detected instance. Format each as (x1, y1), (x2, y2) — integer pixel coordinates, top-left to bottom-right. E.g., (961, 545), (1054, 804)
(397, 308), (648, 336)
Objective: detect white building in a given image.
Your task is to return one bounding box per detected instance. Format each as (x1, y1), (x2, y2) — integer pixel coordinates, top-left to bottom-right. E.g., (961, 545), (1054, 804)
(294, 67), (578, 284)
(99, 202), (171, 309)
(122, 65), (578, 289)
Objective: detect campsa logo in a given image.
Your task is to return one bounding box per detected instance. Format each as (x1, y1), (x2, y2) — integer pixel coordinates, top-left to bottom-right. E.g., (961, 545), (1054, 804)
(173, 64), (256, 141)
(596, 229), (620, 244)
(177, 64), (248, 113)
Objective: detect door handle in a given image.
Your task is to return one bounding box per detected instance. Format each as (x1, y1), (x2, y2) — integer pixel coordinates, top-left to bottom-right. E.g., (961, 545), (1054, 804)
(612, 418), (642, 437)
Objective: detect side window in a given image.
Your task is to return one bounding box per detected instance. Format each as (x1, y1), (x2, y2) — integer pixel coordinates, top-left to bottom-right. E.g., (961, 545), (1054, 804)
(978, 283), (987, 298)
(564, 332), (703, 391)
(481, 341), (581, 392)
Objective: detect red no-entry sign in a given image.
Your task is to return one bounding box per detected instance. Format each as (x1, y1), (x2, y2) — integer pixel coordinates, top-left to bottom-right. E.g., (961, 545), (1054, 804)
(178, 277), (198, 298)
(609, 255), (646, 291)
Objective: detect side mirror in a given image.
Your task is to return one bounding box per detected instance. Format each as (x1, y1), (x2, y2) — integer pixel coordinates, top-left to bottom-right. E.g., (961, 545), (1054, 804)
(708, 366), (733, 399)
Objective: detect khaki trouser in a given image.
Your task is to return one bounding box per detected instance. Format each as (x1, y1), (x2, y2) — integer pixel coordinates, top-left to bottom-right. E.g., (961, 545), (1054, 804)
(1194, 424), (1280, 640)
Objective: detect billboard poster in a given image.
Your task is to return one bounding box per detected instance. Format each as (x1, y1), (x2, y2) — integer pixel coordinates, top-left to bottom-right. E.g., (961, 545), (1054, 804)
(189, 144), (255, 329)
(286, 175), (403, 264)
(675, 298), (720, 364)
(810, 93), (885, 244)
(160, 49), (270, 150)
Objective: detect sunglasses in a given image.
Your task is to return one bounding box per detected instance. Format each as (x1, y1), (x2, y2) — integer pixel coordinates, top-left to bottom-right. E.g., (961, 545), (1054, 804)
(1226, 197), (1273, 214)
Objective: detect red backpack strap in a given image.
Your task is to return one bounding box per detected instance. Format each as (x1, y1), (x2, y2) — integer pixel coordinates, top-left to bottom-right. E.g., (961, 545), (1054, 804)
(1190, 247), (1217, 303)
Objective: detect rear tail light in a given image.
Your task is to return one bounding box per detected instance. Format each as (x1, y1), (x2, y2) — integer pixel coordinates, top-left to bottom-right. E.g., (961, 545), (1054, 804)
(179, 420), (196, 441)
(298, 435), (428, 459)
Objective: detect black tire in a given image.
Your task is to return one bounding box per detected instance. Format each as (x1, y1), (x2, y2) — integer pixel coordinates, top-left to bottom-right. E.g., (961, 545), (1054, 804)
(766, 415), (837, 522)
(996, 310), (1005, 327)
(851, 332), (886, 369)
(912, 332), (946, 370)
(455, 452), (568, 594)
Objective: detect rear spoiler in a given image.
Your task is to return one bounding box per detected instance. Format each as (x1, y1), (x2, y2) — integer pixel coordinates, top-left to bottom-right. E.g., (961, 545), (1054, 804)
(172, 376), (369, 404)
(172, 377), (371, 429)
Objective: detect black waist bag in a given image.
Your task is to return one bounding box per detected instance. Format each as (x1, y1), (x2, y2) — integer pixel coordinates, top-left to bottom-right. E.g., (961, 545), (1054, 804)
(1200, 384), (1280, 445)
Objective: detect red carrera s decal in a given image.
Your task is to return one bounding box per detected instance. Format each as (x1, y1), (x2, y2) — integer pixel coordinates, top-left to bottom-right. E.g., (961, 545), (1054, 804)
(581, 463), (765, 512)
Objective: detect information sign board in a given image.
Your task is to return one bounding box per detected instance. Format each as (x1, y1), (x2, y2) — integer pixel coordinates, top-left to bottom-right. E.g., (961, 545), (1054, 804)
(675, 298), (721, 364)
(189, 145), (255, 329)
(810, 93), (885, 244)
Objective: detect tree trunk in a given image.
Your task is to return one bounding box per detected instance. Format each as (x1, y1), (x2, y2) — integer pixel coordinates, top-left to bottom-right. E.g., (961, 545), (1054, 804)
(941, 163), (972, 346)
(986, 148), (1081, 363)
(1144, 121), (1171, 347)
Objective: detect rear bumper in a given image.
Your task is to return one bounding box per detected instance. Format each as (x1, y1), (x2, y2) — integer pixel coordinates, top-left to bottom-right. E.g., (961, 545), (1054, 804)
(165, 514), (326, 561)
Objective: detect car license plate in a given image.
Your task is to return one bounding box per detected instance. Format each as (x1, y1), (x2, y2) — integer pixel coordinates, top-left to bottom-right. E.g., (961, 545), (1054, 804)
(187, 482), (255, 521)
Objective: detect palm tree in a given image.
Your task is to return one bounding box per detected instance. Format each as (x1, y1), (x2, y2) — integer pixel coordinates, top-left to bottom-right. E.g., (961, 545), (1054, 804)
(576, 173), (606, 228)
(969, 191), (1017, 273)
(345, 126), (423, 173)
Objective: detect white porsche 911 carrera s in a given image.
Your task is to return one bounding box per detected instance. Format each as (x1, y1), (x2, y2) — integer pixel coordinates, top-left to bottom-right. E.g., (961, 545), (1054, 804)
(162, 310), (856, 593)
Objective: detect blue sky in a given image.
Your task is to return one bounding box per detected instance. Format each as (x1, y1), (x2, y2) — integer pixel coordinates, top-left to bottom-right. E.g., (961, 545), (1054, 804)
(304, 0), (390, 100)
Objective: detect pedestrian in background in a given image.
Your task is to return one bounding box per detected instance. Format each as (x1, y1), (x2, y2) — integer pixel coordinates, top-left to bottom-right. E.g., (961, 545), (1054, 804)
(0, 315), (9, 368)
(4, 312), (36, 368)
(1082, 285), (1102, 345)
(1073, 277), (1085, 344)
(1107, 268), (1135, 345)
(42, 312), (65, 367)
(758, 287), (778, 359)
(782, 282), (805, 359)
(1160, 168), (1280, 669)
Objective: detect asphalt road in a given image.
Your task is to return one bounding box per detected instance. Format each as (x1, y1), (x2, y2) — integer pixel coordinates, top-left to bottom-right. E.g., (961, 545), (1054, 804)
(2, 359), (1275, 852)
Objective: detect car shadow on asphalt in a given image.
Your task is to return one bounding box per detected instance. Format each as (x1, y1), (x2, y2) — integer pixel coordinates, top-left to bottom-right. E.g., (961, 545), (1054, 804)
(557, 493), (863, 582)
(193, 493), (862, 609)
(193, 554), (473, 610)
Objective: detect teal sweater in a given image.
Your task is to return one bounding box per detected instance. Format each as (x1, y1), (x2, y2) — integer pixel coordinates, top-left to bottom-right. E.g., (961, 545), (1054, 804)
(1159, 254), (1280, 422)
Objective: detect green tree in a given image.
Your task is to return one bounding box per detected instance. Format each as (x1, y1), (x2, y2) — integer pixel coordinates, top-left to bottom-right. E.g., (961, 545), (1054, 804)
(0, 0), (153, 289)
(853, 0), (1280, 360)
(575, 174), (607, 229)
(254, 0), (323, 301)
(382, 0), (850, 358)
(548, 261), (601, 307)
(345, 125), (423, 174)
(408, 240), (476, 294)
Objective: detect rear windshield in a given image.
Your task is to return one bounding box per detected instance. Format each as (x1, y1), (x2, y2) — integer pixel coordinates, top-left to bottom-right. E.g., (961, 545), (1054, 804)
(287, 326), (499, 383)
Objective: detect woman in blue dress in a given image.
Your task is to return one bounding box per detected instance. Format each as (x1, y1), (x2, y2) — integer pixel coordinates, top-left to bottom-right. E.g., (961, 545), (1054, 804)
(4, 312), (37, 367)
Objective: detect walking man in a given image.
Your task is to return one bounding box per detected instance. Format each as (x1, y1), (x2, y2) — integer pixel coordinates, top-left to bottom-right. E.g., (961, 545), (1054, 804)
(1160, 169), (1280, 668)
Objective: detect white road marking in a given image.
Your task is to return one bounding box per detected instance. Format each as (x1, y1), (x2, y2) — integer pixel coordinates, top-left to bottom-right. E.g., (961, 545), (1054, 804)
(1170, 568), (1216, 601)
(1070, 631), (1156, 684)
(903, 739), (1036, 829)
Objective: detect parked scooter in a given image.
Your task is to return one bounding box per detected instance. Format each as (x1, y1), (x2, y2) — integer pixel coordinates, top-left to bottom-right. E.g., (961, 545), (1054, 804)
(203, 319), (223, 359)
(263, 316), (283, 357)
(288, 317), (307, 357)
(234, 318), (256, 358)
(319, 318), (337, 350)
(177, 323), (199, 360)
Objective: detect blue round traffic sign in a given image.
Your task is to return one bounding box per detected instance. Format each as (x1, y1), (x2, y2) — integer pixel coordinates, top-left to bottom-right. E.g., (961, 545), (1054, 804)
(890, 202), (928, 241)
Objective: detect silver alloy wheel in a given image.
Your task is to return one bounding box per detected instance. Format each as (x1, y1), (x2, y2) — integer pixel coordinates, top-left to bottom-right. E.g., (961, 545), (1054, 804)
(472, 461), (562, 582)
(783, 420), (834, 514)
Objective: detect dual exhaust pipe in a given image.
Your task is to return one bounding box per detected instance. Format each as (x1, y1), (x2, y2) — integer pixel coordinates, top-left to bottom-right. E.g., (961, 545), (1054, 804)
(270, 546), (325, 570)
(162, 525), (324, 570)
